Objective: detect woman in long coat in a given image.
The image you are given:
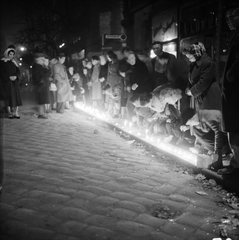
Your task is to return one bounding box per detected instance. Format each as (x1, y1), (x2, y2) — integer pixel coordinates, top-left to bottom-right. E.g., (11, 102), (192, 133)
(182, 43), (221, 111)
(90, 55), (103, 110)
(32, 53), (51, 119)
(105, 51), (123, 114)
(106, 51), (122, 88)
(0, 46), (22, 118)
(53, 53), (73, 113)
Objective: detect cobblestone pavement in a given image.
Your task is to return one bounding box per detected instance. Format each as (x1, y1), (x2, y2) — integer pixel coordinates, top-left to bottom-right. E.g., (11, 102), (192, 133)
(0, 92), (238, 240)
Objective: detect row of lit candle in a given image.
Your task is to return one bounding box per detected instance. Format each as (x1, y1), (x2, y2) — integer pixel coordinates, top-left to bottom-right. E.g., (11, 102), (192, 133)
(74, 102), (198, 166)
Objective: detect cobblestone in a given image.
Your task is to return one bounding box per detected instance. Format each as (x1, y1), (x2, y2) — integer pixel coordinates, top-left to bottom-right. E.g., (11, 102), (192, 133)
(0, 94), (232, 239)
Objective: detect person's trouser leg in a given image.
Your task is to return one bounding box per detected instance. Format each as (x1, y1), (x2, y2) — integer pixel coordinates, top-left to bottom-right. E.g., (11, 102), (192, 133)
(193, 128), (214, 152)
(107, 98), (114, 116)
(65, 101), (70, 109)
(7, 106), (12, 115)
(57, 102), (65, 113)
(113, 100), (120, 116)
(165, 122), (173, 136)
(39, 104), (45, 115)
(228, 132), (239, 168)
(172, 122), (184, 139)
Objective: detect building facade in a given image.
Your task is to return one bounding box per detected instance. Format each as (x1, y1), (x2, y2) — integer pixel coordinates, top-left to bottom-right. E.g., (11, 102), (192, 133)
(121, 0), (235, 81)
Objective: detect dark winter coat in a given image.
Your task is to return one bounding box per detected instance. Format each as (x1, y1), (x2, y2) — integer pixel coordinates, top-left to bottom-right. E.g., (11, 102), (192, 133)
(151, 52), (187, 91)
(221, 28), (239, 133)
(107, 59), (122, 87)
(32, 63), (51, 105)
(0, 59), (22, 107)
(130, 58), (154, 94)
(99, 62), (108, 89)
(188, 53), (221, 111)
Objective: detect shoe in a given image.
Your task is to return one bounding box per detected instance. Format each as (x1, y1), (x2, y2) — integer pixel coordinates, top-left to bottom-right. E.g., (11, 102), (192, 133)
(189, 147), (199, 154)
(163, 135), (174, 143)
(38, 114), (48, 119)
(217, 165), (235, 175)
(56, 111), (64, 114)
(112, 114), (119, 119)
(8, 114), (13, 119)
(208, 161), (223, 171)
(13, 115), (21, 119)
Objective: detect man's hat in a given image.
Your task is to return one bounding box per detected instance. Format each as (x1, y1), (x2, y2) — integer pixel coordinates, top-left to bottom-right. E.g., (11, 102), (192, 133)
(33, 52), (49, 59)
(58, 52), (66, 58)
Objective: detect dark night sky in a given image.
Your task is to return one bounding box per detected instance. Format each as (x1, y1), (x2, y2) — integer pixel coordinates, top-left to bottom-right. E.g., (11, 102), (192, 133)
(0, 0), (114, 53)
(0, 0), (25, 52)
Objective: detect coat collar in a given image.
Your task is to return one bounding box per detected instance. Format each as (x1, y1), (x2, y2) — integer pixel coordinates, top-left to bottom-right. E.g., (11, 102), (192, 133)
(195, 53), (208, 67)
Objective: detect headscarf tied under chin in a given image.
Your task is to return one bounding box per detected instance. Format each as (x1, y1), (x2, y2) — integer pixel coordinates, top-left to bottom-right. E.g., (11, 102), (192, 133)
(182, 44), (204, 60)
(1, 48), (18, 67)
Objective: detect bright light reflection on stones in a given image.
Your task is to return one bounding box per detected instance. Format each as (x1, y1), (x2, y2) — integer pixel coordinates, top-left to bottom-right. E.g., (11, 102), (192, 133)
(75, 102), (199, 166)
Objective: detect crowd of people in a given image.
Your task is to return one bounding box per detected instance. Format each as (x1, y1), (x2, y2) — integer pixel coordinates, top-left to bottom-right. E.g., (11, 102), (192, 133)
(0, 4), (238, 181)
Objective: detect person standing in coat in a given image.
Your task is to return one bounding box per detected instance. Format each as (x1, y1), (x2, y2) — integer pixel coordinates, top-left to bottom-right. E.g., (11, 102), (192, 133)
(32, 53), (51, 119)
(49, 58), (58, 111)
(182, 43), (221, 111)
(99, 55), (108, 112)
(218, 5), (239, 175)
(81, 59), (93, 106)
(151, 41), (188, 92)
(90, 56), (103, 110)
(105, 51), (123, 115)
(0, 45), (22, 119)
(126, 51), (154, 95)
(53, 53), (73, 114)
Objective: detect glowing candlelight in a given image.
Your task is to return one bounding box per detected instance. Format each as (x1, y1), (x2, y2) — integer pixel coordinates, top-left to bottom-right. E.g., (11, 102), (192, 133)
(124, 120), (127, 127)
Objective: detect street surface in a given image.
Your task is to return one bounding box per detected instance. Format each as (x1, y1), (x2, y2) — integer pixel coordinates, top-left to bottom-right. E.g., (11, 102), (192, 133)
(0, 91), (238, 240)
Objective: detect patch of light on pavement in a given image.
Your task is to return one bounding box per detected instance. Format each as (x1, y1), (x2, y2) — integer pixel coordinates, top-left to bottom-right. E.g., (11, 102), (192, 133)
(74, 102), (202, 167)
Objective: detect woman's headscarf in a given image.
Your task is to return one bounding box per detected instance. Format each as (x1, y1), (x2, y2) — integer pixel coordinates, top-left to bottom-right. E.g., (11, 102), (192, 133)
(1, 47), (18, 66)
(182, 43), (204, 60)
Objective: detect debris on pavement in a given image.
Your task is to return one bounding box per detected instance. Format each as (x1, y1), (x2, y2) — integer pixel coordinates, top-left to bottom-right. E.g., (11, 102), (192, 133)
(195, 173), (207, 181)
(151, 204), (181, 220)
(109, 116), (239, 239)
(93, 129), (99, 134)
(126, 140), (135, 145)
(196, 191), (208, 195)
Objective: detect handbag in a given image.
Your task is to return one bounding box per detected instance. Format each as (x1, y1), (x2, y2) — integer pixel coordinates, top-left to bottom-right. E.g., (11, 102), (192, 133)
(49, 82), (57, 91)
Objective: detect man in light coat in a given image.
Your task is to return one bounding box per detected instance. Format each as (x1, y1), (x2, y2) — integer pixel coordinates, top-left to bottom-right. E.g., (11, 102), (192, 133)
(53, 53), (73, 113)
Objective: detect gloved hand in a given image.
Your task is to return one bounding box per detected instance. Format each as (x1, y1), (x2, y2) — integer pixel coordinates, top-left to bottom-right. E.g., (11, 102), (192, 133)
(185, 88), (192, 96)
